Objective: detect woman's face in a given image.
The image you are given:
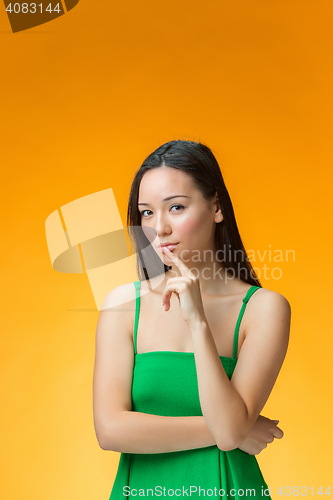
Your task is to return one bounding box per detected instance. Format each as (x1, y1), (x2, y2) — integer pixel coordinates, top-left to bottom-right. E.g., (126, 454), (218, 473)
(138, 166), (222, 267)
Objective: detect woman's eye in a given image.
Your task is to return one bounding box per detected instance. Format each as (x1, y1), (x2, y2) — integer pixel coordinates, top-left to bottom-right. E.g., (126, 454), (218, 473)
(170, 204), (184, 212)
(139, 205), (184, 217)
(140, 210), (152, 217)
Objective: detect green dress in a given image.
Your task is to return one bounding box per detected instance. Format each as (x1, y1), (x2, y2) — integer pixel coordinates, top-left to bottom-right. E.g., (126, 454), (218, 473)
(109, 281), (272, 499)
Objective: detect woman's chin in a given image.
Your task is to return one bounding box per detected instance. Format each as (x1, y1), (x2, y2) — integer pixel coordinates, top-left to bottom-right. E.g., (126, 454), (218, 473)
(155, 244), (180, 264)
(158, 250), (174, 265)
(161, 253), (173, 263)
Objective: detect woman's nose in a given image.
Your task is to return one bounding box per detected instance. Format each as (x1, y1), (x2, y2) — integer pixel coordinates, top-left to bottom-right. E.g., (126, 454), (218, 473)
(155, 213), (171, 236)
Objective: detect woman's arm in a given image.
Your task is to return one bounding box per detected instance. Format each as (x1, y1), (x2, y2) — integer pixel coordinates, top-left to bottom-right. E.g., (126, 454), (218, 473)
(189, 289), (291, 451)
(101, 413), (216, 454)
(93, 284), (216, 454)
(100, 411), (283, 455)
(161, 249), (291, 452)
(93, 283), (286, 455)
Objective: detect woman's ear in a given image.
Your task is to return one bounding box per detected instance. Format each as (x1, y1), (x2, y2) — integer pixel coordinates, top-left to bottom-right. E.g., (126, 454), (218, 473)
(213, 193), (224, 223)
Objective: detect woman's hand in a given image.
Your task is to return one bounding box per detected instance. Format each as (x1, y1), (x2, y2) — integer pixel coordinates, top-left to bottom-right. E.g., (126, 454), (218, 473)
(238, 415), (284, 455)
(161, 247), (207, 326)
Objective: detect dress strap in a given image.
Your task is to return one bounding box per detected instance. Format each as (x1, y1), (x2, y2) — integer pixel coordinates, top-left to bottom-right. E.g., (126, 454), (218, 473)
(133, 281), (141, 355)
(232, 285), (261, 360)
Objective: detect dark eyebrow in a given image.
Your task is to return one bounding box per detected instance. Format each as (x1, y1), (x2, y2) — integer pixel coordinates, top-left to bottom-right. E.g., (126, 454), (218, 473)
(138, 195), (191, 206)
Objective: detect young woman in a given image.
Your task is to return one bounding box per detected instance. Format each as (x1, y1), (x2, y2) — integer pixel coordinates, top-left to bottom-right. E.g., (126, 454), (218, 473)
(93, 140), (291, 499)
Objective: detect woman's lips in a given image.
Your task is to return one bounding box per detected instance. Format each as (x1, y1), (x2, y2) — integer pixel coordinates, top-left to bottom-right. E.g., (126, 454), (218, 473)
(160, 244), (178, 252)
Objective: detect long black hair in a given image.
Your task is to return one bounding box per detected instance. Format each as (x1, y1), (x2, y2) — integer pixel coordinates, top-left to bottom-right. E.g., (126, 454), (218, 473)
(127, 140), (261, 287)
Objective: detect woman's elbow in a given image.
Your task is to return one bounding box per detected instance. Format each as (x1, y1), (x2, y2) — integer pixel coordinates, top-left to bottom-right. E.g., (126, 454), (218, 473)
(217, 438), (239, 452)
(97, 434), (110, 451)
(95, 419), (122, 451)
(216, 429), (245, 452)
(95, 427), (113, 451)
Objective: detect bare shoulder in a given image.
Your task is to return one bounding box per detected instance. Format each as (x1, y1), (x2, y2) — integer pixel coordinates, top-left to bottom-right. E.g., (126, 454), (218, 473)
(101, 281), (137, 310)
(97, 282), (138, 342)
(249, 287), (291, 313)
(244, 287), (291, 337)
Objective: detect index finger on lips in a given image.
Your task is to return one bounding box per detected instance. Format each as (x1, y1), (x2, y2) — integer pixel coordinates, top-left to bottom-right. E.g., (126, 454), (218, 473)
(164, 247), (196, 279)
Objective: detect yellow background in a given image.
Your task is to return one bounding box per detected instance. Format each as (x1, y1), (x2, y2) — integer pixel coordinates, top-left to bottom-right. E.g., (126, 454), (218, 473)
(1, 1), (332, 499)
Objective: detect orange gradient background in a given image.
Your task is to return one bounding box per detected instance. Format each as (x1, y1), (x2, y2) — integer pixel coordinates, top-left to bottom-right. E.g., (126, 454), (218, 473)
(1, 1), (332, 499)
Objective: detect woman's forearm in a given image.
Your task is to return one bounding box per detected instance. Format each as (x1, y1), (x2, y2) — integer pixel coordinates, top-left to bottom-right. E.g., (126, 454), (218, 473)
(190, 320), (250, 450)
(101, 411), (217, 454)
